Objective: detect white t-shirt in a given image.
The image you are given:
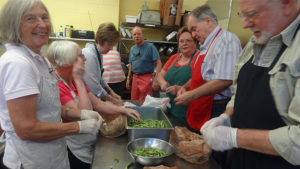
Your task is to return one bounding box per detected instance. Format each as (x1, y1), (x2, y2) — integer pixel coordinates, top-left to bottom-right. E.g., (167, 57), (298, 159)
(0, 44), (46, 169)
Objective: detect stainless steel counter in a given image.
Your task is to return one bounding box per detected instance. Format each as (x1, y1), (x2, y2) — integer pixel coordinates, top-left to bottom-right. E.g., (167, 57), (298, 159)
(91, 133), (221, 169)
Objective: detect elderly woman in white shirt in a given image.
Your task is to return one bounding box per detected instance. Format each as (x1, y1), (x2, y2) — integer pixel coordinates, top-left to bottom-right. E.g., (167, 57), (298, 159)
(0, 0), (102, 169)
(46, 40), (141, 169)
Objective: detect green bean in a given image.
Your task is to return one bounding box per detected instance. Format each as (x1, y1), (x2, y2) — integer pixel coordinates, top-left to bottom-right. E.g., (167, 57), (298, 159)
(128, 118), (166, 128)
(132, 147), (166, 157)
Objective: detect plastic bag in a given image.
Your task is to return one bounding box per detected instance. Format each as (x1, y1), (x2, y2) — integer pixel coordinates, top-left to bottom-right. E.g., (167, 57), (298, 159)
(169, 126), (211, 164)
(141, 95), (170, 112)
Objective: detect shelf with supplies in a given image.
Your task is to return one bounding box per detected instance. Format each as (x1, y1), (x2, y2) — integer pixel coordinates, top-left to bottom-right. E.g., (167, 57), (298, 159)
(120, 38), (177, 45)
(49, 36), (95, 42)
(118, 22), (179, 65)
(120, 22), (180, 30)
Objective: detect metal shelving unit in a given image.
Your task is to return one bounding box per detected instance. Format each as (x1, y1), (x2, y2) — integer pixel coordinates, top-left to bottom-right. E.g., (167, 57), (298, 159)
(49, 36), (95, 42)
(120, 38), (177, 44)
(118, 22), (179, 99)
(120, 22), (180, 30)
(118, 22), (179, 60)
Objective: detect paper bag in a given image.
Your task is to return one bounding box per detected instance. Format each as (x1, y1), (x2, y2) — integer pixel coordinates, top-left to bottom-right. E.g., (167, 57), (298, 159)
(169, 126), (211, 164)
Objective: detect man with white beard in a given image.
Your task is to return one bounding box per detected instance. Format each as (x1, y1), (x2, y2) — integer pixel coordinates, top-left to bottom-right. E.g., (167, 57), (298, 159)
(201, 0), (300, 168)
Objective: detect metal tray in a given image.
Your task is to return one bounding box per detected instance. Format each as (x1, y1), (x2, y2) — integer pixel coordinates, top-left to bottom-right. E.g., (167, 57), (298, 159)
(126, 106), (174, 142)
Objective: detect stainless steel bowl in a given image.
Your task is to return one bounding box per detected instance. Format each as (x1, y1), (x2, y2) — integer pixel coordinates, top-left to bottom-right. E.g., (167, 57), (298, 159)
(127, 138), (174, 166)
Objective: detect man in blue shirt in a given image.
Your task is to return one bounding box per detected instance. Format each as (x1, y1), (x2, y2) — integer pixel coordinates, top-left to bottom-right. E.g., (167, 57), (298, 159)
(126, 26), (162, 101)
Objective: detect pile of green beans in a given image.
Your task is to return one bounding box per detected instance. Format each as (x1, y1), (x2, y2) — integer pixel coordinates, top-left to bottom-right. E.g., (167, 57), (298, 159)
(128, 118), (166, 128)
(132, 147), (166, 157)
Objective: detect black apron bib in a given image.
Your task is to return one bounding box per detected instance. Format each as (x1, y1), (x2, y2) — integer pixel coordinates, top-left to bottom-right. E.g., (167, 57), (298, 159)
(231, 43), (300, 169)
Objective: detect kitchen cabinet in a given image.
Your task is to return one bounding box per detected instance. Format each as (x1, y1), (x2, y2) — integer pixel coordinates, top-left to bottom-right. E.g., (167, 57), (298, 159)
(118, 22), (180, 65)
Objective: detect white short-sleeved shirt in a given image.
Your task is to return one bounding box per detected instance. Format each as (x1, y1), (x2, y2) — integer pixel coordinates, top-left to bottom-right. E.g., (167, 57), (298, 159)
(0, 44), (45, 131)
(0, 44), (46, 169)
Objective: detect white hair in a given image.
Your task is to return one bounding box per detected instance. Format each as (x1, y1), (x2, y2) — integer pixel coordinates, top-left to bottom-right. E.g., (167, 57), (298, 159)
(47, 41), (79, 67)
(0, 0), (51, 44)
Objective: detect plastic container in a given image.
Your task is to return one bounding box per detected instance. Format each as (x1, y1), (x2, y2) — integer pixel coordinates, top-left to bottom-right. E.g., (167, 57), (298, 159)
(64, 25), (71, 38)
(59, 25), (64, 37)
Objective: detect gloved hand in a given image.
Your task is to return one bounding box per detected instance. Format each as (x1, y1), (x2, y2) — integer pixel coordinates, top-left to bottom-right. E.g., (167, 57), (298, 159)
(81, 109), (100, 120)
(203, 126), (238, 152)
(81, 110), (106, 128)
(200, 113), (231, 134)
(77, 119), (100, 135)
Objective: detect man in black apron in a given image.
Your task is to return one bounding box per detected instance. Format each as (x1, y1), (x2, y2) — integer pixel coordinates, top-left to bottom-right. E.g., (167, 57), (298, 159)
(201, 0), (300, 168)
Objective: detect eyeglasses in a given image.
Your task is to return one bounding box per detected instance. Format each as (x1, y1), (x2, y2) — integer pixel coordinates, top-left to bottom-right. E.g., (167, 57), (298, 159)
(179, 39), (194, 44)
(237, 9), (261, 22)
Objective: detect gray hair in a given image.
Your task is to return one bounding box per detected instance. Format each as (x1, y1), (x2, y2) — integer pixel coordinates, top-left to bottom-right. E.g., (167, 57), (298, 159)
(47, 41), (79, 67)
(0, 0), (51, 44)
(132, 26), (144, 34)
(190, 5), (218, 24)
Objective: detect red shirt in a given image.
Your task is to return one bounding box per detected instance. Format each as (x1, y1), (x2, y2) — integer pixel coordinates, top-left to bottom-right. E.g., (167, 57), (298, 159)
(58, 80), (90, 105)
(58, 80), (90, 123)
(163, 53), (196, 72)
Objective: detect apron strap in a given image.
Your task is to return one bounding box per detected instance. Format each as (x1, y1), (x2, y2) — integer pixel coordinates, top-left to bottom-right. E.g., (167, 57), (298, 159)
(269, 45), (287, 69)
(94, 44), (104, 77)
(194, 28), (222, 67)
(55, 73), (79, 103)
(172, 50), (197, 67)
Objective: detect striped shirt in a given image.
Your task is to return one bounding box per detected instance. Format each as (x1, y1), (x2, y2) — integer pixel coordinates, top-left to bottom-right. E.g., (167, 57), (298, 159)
(199, 26), (242, 100)
(102, 50), (126, 83)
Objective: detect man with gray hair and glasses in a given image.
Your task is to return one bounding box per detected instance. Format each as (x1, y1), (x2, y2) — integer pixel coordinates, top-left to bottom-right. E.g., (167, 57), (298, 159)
(174, 5), (241, 168)
(201, 0), (300, 168)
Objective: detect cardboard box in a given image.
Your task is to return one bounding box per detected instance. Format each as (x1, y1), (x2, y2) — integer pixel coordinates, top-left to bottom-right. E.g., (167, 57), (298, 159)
(160, 0), (183, 26)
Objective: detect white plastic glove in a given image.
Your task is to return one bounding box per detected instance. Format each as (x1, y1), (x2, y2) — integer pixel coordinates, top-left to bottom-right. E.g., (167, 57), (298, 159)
(203, 126), (238, 152)
(77, 119), (100, 135)
(200, 113), (231, 134)
(81, 110), (106, 128)
(81, 109), (100, 120)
